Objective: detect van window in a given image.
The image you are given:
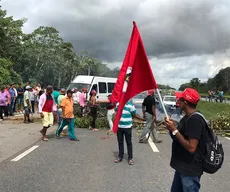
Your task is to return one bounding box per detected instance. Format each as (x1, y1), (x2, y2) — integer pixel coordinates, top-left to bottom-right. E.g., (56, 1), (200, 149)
(91, 84), (98, 94)
(99, 82), (107, 93)
(108, 83), (115, 93)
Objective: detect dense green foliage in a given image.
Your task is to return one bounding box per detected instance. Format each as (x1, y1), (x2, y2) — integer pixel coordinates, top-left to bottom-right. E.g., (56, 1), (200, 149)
(0, 8), (119, 87)
(179, 67), (230, 94)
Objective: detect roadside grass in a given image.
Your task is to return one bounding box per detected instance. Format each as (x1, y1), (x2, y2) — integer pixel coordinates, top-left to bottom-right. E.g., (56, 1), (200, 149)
(197, 100), (230, 119)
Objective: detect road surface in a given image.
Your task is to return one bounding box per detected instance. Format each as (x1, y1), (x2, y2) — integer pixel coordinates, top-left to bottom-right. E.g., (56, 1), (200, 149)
(0, 125), (229, 192)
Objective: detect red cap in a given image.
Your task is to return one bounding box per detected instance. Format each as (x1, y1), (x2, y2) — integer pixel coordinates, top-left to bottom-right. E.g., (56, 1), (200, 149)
(147, 89), (154, 95)
(180, 88), (200, 104)
(91, 90), (97, 95)
(82, 87), (87, 92)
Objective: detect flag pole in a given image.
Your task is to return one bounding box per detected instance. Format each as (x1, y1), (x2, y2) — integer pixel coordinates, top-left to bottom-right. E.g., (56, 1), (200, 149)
(156, 88), (169, 119)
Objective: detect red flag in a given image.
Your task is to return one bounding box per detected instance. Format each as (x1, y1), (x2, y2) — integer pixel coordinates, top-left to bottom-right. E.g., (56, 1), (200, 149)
(110, 21), (158, 133)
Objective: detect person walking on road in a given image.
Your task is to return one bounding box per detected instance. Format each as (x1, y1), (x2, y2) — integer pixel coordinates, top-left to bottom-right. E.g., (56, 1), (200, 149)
(139, 90), (162, 143)
(114, 100), (144, 165)
(164, 88), (205, 192)
(23, 86), (32, 124)
(56, 90), (79, 141)
(39, 85), (57, 141)
(0, 86), (9, 122)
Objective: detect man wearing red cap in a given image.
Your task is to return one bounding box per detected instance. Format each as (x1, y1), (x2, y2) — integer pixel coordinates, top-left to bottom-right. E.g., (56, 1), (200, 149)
(139, 90), (162, 143)
(165, 88), (206, 192)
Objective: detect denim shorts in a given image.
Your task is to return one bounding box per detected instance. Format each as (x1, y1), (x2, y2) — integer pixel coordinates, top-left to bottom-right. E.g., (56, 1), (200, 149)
(24, 107), (31, 115)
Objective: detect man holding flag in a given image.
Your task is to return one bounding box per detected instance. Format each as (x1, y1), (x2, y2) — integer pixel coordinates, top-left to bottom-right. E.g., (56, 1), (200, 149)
(110, 21), (160, 164)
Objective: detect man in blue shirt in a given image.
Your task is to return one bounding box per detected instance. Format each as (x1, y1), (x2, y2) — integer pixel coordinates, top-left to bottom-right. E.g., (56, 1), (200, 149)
(114, 100), (144, 165)
(9, 84), (17, 116)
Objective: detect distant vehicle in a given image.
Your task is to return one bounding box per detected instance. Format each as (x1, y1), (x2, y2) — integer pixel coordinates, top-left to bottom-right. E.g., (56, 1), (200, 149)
(131, 92), (146, 105)
(68, 75), (117, 101)
(163, 95), (176, 110)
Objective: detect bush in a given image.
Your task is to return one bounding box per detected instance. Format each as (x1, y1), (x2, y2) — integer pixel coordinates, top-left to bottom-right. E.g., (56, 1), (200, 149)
(211, 112), (230, 136)
(75, 116), (109, 129)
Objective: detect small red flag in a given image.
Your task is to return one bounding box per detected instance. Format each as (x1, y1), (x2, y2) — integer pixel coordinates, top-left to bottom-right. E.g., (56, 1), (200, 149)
(110, 21), (158, 133)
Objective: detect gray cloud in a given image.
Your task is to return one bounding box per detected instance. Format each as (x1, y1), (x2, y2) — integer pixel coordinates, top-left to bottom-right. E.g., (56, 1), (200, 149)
(2, 0), (230, 88)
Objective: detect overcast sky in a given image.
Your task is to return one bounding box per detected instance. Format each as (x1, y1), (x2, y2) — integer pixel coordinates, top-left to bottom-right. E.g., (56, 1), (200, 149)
(2, 0), (230, 89)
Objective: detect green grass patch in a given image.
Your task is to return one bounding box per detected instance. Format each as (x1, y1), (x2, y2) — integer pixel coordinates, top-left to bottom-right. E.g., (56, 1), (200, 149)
(197, 101), (230, 119)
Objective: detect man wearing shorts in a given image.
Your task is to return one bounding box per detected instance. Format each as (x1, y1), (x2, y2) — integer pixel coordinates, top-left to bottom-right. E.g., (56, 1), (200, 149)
(23, 86), (32, 124)
(38, 85), (57, 141)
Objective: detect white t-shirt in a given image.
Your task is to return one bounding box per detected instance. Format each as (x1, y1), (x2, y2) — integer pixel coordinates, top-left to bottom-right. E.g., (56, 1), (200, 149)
(73, 91), (81, 104)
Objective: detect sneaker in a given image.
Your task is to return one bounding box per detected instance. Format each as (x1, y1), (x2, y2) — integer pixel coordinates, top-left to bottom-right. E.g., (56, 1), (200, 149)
(24, 121), (29, 124)
(56, 135), (61, 139)
(139, 139), (148, 143)
(128, 159), (134, 165)
(69, 138), (79, 141)
(154, 140), (163, 143)
(93, 128), (99, 131)
(42, 137), (48, 141)
(114, 158), (123, 163)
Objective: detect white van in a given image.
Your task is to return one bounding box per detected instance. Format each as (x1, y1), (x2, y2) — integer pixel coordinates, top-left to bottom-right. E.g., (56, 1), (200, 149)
(68, 75), (117, 101)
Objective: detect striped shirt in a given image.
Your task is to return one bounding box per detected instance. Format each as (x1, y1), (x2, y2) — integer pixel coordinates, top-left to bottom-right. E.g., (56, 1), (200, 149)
(117, 101), (136, 128)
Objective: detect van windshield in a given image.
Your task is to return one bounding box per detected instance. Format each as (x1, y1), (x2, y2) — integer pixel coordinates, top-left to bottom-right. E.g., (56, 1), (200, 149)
(68, 83), (91, 92)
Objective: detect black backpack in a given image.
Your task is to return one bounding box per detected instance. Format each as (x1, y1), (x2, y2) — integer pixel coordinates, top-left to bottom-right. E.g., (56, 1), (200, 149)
(189, 112), (224, 174)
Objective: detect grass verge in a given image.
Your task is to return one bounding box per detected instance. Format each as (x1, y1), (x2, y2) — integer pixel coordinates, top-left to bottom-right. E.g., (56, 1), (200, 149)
(197, 101), (230, 119)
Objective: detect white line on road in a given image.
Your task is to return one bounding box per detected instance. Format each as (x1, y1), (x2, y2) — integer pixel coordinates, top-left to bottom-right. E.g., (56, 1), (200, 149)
(225, 137), (230, 141)
(146, 135), (159, 152)
(11, 145), (39, 162)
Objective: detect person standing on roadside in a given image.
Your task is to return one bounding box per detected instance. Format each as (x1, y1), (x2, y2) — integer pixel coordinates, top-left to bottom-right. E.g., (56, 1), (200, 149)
(89, 90), (99, 131)
(79, 88), (87, 116)
(99, 94), (116, 134)
(9, 83), (17, 116)
(39, 85), (57, 141)
(29, 86), (36, 114)
(0, 86), (9, 122)
(23, 86), (32, 124)
(16, 84), (24, 113)
(164, 88), (205, 192)
(139, 90), (162, 143)
(56, 90), (79, 141)
(114, 100), (144, 165)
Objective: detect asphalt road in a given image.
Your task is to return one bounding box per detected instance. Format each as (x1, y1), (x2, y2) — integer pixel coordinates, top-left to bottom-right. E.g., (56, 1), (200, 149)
(0, 128), (229, 192)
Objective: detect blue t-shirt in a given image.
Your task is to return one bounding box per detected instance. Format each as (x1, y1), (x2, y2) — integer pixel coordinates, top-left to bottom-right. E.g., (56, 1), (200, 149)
(9, 88), (16, 98)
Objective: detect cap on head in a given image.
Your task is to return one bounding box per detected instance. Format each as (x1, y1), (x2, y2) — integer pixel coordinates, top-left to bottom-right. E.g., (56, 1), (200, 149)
(60, 88), (66, 93)
(180, 88), (200, 104)
(91, 90), (97, 95)
(26, 86), (32, 90)
(46, 85), (53, 90)
(82, 87), (87, 92)
(147, 89), (154, 96)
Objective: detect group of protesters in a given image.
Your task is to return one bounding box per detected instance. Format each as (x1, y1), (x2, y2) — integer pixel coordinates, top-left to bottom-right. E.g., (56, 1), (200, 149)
(208, 89), (224, 103)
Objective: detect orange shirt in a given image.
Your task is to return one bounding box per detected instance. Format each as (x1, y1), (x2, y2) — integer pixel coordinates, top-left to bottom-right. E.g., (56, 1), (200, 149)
(60, 97), (74, 118)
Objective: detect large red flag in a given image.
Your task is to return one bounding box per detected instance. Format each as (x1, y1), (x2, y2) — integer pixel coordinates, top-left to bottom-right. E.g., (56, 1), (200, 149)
(110, 21), (158, 133)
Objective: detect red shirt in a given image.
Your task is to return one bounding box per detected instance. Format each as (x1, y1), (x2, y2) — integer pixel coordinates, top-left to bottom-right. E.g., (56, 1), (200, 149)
(42, 95), (53, 112)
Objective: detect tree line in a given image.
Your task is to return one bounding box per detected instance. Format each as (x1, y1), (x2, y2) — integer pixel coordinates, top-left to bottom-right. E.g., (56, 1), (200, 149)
(179, 67), (230, 94)
(0, 8), (120, 88)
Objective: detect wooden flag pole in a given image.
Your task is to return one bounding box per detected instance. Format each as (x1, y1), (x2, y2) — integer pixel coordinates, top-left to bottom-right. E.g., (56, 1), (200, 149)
(156, 88), (169, 120)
